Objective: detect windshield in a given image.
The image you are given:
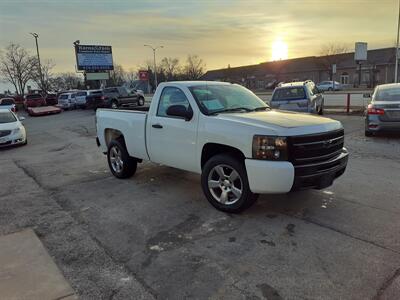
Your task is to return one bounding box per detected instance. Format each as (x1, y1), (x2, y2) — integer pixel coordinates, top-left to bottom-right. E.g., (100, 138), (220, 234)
(375, 87), (400, 101)
(0, 99), (15, 105)
(272, 87), (306, 101)
(189, 84), (268, 115)
(0, 111), (16, 123)
(59, 94), (68, 99)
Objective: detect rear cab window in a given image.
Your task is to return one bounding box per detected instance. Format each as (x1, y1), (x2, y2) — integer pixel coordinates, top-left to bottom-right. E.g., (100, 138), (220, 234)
(272, 87), (306, 101)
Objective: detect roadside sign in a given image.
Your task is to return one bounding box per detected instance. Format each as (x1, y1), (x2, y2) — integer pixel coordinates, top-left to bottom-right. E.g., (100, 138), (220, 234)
(86, 72), (110, 81)
(75, 45), (114, 71)
(354, 42), (368, 61)
(139, 70), (149, 81)
(332, 64), (337, 74)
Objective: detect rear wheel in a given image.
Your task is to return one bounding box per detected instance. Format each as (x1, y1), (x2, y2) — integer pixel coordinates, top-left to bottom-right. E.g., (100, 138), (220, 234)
(365, 130), (373, 137)
(328, 87), (333, 91)
(201, 154), (258, 213)
(107, 139), (137, 178)
(318, 102), (324, 115)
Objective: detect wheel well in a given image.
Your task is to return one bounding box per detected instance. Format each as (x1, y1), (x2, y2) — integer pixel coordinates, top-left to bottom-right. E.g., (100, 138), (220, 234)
(201, 143), (245, 169)
(104, 128), (125, 147)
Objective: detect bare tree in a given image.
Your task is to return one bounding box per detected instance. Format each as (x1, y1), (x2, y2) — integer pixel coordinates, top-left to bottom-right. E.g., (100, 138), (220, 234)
(0, 43), (37, 96)
(32, 59), (56, 93)
(108, 64), (126, 86)
(160, 57), (180, 80)
(184, 55), (206, 80)
(51, 72), (83, 91)
(319, 43), (350, 80)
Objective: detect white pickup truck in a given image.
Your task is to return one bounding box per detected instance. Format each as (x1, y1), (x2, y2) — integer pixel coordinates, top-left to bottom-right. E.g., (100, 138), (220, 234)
(96, 81), (348, 213)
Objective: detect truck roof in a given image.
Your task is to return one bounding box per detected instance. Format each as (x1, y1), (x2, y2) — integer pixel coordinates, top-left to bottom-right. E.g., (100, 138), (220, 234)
(160, 81), (232, 87)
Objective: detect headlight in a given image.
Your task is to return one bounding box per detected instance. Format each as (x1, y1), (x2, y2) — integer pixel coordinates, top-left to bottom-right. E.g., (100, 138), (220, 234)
(252, 135), (288, 160)
(12, 128), (21, 135)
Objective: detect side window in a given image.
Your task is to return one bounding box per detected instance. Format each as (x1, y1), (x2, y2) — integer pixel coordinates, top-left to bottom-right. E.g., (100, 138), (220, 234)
(157, 87), (190, 117)
(118, 87), (128, 97)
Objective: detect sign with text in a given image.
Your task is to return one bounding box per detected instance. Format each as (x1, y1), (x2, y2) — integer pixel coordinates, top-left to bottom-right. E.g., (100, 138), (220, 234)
(75, 45), (114, 71)
(139, 70), (149, 81)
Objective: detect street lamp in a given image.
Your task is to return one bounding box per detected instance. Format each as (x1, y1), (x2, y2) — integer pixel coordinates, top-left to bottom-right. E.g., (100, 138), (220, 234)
(144, 44), (164, 89)
(30, 32), (43, 90)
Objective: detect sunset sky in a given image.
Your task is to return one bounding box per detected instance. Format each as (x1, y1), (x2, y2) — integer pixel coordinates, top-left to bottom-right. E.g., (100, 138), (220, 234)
(0, 0), (397, 82)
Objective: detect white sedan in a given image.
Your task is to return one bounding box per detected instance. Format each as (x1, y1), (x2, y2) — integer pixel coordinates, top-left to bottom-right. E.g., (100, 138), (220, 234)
(0, 108), (27, 147)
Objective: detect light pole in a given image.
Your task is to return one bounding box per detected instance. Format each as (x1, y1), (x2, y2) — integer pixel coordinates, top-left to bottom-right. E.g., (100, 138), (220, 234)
(144, 44), (163, 89)
(30, 32), (43, 90)
(395, 0), (400, 83)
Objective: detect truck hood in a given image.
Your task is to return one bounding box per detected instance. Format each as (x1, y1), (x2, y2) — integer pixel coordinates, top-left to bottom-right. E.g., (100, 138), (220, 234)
(216, 110), (336, 127)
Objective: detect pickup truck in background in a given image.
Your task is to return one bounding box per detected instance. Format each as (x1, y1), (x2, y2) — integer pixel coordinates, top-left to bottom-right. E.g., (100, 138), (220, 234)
(96, 81), (348, 213)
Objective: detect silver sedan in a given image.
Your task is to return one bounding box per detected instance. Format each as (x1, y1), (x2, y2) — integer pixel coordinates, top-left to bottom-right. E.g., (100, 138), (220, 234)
(365, 83), (400, 136)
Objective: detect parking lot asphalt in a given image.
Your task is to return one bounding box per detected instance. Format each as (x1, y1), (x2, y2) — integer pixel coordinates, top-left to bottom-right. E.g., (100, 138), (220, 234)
(1, 109), (400, 299)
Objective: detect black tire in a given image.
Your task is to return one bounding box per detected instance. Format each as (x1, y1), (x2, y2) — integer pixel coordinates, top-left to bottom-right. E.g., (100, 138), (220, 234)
(328, 87), (333, 91)
(318, 103), (324, 115)
(107, 139), (137, 179)
(111, 100), (119, 109)
(138, 97), (145, 106)
(365, 130), (373, 137)
(201, 154), (258, 213)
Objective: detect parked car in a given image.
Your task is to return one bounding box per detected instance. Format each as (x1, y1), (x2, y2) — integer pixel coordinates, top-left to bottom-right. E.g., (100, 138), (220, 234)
(365, 83), (400, 136)
(270, 81), (324, 114)
(57, 92), (77, 110)
(10, 95), (24, 105)
(317, 81), (342, 92)
(24, 94), (46, 109)
(103, 86), (145, 109)
(0, 98), (17, 112)
(45, 93), (58, 106)
(75, 90), (103, 109)
(95, 81), (348, 213)
(86, 90), (106, 110)
(0, 108), (27, 147)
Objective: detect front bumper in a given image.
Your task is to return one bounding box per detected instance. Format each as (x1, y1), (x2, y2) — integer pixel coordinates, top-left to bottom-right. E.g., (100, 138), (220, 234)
(366, 116), (400, 132)
(245, 148), (348, 194)
(0, 132), (26, 148)
(291, 149), (348, 191)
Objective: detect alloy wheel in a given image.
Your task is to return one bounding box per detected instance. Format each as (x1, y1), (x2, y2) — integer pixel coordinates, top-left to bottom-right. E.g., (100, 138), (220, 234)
(207, 164), (243, 205)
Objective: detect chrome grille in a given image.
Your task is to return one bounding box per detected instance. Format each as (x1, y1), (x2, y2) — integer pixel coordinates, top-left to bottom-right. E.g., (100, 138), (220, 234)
(288, 129), (344, 166)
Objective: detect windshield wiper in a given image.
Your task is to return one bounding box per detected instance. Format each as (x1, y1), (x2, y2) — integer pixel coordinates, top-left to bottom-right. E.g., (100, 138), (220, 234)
(209, 107), (254, 115)
(254, 106), (269, 111)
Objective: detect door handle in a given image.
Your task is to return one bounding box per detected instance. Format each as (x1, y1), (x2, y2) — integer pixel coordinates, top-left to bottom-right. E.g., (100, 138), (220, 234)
(152, 124), (163, 129)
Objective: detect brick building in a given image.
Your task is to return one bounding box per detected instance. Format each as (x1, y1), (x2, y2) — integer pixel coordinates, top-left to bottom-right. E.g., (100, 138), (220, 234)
(201, 47), (396, 90)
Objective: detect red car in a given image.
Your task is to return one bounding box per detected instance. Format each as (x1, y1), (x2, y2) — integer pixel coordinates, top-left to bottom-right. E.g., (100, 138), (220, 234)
(10, 95), (24, 105)
(24, 94), (46, 109)
(45, 93), (58, 106)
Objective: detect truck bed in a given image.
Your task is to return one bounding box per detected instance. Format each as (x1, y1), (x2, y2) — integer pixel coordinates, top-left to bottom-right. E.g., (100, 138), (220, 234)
(96, 108), (150, 160)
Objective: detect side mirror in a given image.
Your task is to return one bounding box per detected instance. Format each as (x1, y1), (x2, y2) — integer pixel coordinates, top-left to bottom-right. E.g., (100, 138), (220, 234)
(166, 105), (193, 121)
(19, 116), (26, 121)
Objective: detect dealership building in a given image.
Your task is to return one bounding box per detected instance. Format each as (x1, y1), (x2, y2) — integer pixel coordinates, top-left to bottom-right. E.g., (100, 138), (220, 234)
(201, 47), (396, 90)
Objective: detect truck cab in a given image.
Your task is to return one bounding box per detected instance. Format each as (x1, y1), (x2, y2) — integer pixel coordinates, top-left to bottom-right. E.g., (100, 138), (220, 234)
(96, 81), (348, 213)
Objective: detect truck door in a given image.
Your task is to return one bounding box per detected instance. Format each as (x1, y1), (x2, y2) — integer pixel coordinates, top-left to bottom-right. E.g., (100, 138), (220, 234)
(147, 86), (198, 172)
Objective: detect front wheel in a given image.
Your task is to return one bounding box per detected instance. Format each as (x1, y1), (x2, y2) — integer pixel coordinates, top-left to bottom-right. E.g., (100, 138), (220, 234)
(201, 154), (258, 213)
(107, 139), (137, 178)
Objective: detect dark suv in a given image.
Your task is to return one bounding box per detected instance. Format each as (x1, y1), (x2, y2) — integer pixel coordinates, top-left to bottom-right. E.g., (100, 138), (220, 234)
(270, 80), (324, 115)
(103, 86), (145, 109)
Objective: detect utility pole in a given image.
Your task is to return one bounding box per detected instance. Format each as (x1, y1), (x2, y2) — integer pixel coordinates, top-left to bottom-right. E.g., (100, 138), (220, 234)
(30, 32), (44, 91)
(395, 0), (400, 83)
(144, 44), (163, 90)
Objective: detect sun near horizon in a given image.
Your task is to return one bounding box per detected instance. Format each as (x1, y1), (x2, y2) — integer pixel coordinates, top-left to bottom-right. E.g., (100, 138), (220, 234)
(271, 38), (289, 61)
